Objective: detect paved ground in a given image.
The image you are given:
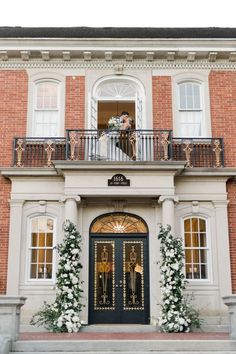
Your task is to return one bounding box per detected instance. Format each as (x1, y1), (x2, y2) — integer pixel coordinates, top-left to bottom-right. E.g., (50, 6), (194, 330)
(19, 332), (229, 341)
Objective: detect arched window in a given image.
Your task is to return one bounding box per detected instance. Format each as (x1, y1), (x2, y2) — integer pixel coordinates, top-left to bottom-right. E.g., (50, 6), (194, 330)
(177, 81), (203, 137)
(183, 217), (209, 280)
(33, 80), (60, 137)
(28, 216), (55, 280)
(90, 212), (148, 234)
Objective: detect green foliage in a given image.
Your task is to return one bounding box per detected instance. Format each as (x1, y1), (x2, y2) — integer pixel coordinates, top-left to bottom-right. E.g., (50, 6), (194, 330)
(30, 220), (84, 332)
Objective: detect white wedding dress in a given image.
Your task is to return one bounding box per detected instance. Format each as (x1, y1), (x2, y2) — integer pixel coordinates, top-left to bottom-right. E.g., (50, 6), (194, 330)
(96, 132), (131, 161)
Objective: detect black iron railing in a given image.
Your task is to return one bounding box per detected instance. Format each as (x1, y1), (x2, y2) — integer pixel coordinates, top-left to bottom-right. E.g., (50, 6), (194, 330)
(172, 137), (224, 168)
(12, 131), (224, 168)
(66, 129), (172, 162)
(13, 137), (66, 167)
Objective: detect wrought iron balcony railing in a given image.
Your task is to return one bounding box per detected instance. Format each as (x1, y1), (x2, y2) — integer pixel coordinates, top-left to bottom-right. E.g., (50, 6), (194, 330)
(13, 130), (224, 168)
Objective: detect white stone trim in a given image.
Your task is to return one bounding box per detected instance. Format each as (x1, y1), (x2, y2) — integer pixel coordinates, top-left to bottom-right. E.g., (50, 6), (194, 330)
(1, 59), (236, 70)
(172, 71), (212, 138)
(26, 71), (65, 137)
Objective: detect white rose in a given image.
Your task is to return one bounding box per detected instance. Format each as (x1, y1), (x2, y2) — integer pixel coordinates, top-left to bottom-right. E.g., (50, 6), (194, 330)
(65, 264), (71, 271)
(72, 277), (78, 284)
(71, 249), (79, 255)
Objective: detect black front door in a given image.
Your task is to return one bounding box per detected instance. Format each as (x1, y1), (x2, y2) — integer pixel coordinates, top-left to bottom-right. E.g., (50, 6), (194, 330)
(89, 235), (149, 324)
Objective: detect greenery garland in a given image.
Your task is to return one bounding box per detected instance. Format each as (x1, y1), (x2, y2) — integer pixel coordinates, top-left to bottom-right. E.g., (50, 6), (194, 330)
(158, 225), (201, 332)
(31, 220), (84, 332)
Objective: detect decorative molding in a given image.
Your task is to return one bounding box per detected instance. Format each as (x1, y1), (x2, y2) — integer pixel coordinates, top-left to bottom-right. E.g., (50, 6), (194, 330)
(83, 51), (91, 61)
(125, 51), (133, 61)
(38, 200), (47, 214)
(60, 195), (81, 204)
(158, 195), (179, 204)
(208, 52), (218, 62)
(167, 51), (175, 61)
(41, 51), (50, 61)
(191, 200), (199, 214)
(62, 51), (71, 61)
(1, 59), (236, 70)
(187, 51), (196, 62)
(104, 51), (112, 61)
(111, 199), (127, 211)
(146, 51), (154, 61)
(20, 50), (30, 61)
(114, 63), (124, 74)
(229, 52), (236, 62)
(0, 51), (8, 61)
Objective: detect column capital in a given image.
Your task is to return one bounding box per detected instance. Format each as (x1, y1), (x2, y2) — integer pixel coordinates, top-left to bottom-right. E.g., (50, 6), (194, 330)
(8, 199), (25, 207)
(60, 195), (81, 204)
(212, 200), (229, 208)
(158, 195), (179, 204)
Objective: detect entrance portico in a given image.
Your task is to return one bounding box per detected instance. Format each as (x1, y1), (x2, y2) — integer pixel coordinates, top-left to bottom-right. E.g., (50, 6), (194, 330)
(1, 161), (232, 330)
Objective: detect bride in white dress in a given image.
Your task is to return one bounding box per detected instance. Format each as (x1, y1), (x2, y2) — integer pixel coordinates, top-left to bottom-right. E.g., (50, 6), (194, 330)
(96, 113), (132, 161)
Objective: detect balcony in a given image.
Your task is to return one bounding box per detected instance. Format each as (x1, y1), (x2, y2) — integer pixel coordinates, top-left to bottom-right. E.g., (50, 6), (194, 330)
(13, 129), (224, 168)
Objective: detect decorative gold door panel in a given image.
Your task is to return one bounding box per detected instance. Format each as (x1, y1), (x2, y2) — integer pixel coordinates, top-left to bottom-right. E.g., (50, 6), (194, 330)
(90, 236), (149, 324)
(123, 241), (144, 311)
(94, 241), (115, 310)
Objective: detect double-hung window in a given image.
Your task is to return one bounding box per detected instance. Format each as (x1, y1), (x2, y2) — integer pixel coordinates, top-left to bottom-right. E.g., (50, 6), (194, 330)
(184, 217), (209, 280)
(33, 80), (60, 137)
(177, 81), (203, 137)
(29, 216), (55, 280)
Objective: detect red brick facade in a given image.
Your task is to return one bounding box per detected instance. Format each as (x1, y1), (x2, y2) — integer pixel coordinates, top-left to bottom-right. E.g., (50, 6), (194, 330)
(0, 70), (28, 293)
(209, 71), (236, 167)
(152, 76), (173, 130)
(0, 72), (86, 294)
(209, 71), (236, 291)
(1, 69), (236, 294)
(65, 76), (85, 130)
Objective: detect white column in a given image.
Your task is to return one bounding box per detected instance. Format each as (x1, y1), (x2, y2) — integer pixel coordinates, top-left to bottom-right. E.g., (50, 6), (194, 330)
(213, 201), (232, 297)
(7, 200), (24, 295)
(159, 196), (178, 236)
(64, 196), (81, 225)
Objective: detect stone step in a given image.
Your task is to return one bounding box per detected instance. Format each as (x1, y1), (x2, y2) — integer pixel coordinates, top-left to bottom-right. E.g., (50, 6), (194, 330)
(9, 352), (236, 354)
(12, 339), (236, 353)
(80, 325), (157, 333)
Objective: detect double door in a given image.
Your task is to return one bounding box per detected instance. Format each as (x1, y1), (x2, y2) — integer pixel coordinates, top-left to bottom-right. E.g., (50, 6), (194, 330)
(89, 235), (149, 324)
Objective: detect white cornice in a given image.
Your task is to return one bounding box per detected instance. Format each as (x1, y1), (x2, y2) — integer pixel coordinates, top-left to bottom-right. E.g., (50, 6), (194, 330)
(0, 59), (236, 70)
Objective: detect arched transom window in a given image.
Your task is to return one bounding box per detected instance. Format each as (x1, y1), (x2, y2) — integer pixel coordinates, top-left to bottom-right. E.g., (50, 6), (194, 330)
(90, 213), (148, 234)
(184, 217), (208, 280)
(96, 81), (137, 100)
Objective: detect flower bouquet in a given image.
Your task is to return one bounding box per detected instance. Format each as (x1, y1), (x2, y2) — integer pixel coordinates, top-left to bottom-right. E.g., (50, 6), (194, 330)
(108, 116), (121, 130)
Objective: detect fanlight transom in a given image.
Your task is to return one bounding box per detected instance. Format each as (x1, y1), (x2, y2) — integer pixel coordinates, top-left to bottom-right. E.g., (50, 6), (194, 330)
(90, 213), (148, 234)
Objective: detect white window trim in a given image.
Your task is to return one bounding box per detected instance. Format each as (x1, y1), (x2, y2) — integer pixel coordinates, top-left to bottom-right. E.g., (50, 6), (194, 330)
(25, 214), (57, 284)
(172, 72), (212, 138)
(27, 72), (65, 137)
(181, 215), (212, 284)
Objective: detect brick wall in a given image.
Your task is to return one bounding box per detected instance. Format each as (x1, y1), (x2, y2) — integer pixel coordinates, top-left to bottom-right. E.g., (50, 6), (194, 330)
(152, 76), (173, 130)
(209, 71), (236, 292)
(209, 71), (236, 167)
(0, 70), (28, 294)
(65, 76), (85, 130)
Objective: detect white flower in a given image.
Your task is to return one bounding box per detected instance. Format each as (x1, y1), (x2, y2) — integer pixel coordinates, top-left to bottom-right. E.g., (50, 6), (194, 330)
(68, 293), (74, 299)
(65, 264), (71, 271)
(72, 277), (78, 284)
(71, 249), (79, 255)
(179, 318), (185, 325)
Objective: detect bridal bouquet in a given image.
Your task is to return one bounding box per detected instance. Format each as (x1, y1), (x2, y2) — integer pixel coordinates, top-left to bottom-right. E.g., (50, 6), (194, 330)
(108, 116), (121, 130)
